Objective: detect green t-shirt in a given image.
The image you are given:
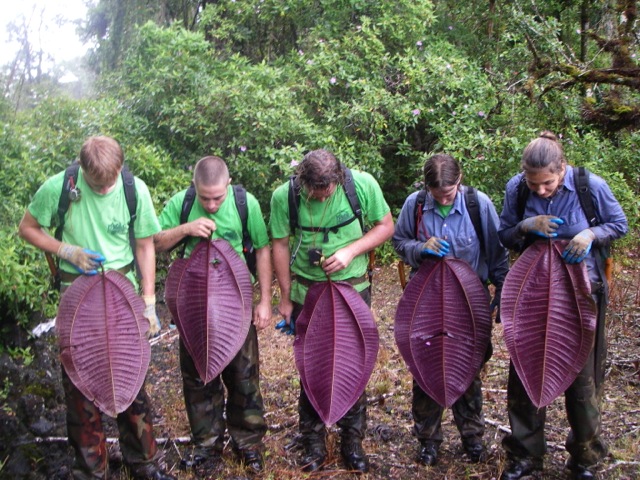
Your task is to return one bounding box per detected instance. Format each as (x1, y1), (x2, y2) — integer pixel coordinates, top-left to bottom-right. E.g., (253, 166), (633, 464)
(436, 202), (453, 218)
(158, 185), (269, 260)
(28, 168), (161, 286)
(269, 169), (390, 304)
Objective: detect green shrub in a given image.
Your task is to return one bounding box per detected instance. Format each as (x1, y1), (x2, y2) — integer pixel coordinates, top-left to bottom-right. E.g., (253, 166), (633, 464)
(1, 4), (638, 337)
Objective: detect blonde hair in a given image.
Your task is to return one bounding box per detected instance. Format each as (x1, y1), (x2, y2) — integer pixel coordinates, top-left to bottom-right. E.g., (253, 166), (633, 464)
(79, 136), (124, 185)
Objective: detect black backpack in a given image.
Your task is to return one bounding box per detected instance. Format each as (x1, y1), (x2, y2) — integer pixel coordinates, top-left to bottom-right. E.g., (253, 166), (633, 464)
(54, 162), (138, 288)
(179, 183), (256, 276)
(413, 186), (484, 251)
(287, 164), (364, 242)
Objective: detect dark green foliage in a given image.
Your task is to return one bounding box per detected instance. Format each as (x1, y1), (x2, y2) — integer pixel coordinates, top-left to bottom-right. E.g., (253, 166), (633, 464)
(1, 0), (638, 337)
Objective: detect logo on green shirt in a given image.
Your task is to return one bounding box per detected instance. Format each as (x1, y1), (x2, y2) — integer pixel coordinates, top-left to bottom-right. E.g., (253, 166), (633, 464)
(335, 210), (352, 224)
(108, 222), (128, 235)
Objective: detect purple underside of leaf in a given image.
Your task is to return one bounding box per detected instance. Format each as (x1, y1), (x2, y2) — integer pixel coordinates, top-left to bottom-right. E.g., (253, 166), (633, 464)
(395, 259), (491, 408)
(57, 271), (149, 417)
(502, 240), (596, 407)
(165, 258), (188, 322)
(295, 282), (378, 426)
(175, 240), (253, 384)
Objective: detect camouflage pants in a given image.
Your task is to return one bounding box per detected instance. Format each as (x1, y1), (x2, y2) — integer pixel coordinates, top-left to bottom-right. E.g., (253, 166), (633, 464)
(412, 343), (492, 449)
(294, 287), (371, 446)
(62, 368), (160, 480)
(180, 324), (266, 454)
(502, 292), (609, 466)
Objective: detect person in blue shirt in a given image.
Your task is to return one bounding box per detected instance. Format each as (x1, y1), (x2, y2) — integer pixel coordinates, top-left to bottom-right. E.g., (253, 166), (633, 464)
(498, 131), (628, 480)
(393, 153), (509, 467)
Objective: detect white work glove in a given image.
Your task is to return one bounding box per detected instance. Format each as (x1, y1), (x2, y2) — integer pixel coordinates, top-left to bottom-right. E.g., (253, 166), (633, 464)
(57, 243), (105, 275)
(142, 295), (161, 339)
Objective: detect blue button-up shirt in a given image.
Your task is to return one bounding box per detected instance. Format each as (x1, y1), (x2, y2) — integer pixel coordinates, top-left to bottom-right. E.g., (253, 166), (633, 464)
(393, 186), (509, 287)
(498, 167), (628, 282)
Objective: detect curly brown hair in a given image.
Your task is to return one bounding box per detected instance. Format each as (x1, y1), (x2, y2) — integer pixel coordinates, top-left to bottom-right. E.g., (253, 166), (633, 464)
(296, 149), (345, 191)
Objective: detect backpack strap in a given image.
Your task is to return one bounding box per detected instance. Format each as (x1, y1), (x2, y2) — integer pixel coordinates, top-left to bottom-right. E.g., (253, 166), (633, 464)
(515, 175), (530, 221)
(413, 189), (427, 238)
(514, 175), (532, 252)
(400, 188), (426, 289)
(51, 162), (81, 290)
(232, 184), (256, 276)
(300, 216), (360, 242)
(288, 175), (300, 234)
(55, 163), (81, 241)
(180, 183), (197, 225)
(121, 166), (139, 279)
(464, 186), (484, 252)
(342, 166), (364, 232)
(574, 167), (597, 227)
(572, 166), (610, 261)
(177, 183), (197, 258)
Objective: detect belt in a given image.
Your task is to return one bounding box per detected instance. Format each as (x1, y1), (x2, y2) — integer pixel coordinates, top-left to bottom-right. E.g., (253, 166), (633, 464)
(59, 262), (133, 284)
(293, 273), (367, 288)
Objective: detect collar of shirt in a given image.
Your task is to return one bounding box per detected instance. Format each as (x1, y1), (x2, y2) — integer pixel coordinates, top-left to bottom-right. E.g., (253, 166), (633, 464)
(423, 189), (464, 216)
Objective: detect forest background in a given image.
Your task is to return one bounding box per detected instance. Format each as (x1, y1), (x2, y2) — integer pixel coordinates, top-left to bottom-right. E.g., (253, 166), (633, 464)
(1, 0), (639, 329)
(1, 1), (639, 478)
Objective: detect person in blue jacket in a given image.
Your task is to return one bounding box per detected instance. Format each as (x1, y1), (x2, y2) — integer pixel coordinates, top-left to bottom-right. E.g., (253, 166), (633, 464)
(393, 153), (508, 467)
(498, 131), (628, 480)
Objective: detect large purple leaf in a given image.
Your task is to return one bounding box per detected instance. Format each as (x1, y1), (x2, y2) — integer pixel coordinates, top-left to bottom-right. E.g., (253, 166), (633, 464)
(395, 258), (492, 408)
(167, 239), (253, 384)
(294, 281), (379, 426)
(57, 271), (150, 417)
(501, 240), (597, 408)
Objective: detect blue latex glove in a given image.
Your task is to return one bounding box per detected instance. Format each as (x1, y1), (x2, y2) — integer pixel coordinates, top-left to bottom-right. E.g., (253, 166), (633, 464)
(519, 216), (564, 238)
(76, 249), (106, 275)
(562, 229), (595, 264)
(421, 237), (450, 257)
(275, 318), (296, 335)
(57, 243), (105, 275)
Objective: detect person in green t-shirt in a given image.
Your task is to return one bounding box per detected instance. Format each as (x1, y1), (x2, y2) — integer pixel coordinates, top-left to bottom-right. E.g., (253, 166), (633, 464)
(18, 136), (175, 480)
(154, 156), (271, 475)
(270, 149), (394, 473)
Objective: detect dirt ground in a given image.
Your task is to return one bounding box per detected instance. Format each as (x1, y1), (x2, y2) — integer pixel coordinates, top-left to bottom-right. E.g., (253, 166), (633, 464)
(138, 260), (640, 480)
(1, 259), (639, 480)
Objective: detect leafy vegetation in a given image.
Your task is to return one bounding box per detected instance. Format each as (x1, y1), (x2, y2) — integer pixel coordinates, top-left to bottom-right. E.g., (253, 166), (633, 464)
(0, 0), (638, 334)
